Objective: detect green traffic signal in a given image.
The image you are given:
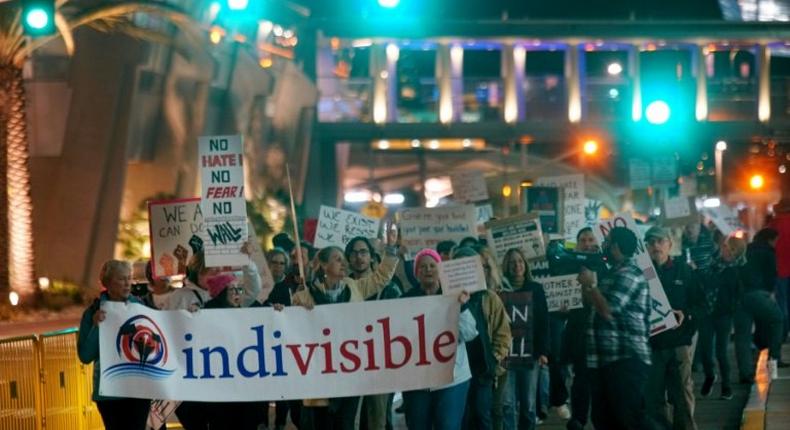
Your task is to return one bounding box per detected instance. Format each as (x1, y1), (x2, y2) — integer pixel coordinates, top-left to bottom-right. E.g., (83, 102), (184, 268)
(645, 100), (670, 125)
(378, 0), (401, 7)
(22, 0), (55, 37)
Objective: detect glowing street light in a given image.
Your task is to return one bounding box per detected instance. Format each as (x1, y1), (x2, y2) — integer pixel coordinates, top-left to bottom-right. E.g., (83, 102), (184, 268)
(378, 0), (400, 8)
(607, 62), (623, 76)
(582, 140), (599, 155)
(645, 100), (670, 125)
(749, 174), (765, 190)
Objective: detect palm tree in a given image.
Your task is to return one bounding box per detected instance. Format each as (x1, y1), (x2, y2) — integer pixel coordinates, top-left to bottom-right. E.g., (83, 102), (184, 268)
(0, 0), (201, 304)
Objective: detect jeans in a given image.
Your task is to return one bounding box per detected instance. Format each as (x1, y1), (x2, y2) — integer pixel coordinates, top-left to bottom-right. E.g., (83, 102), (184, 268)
(698, 314), (733, 390)
(590, 358), (648, 430)
(644, 346), (697, 430)
(300, 397), (360, 430)
(96, 398), (151, 430)
(403, 380), (470, 430)
(734, 290), (784, 380)
(502, 366), (539, 430)
(569, 359), (591, 426)
(361, 393), (393, 430)
(537, 365), (549, 416)
(493, 372), (508, 430)
(464, 376), (494, 430)
(548, 313), (570, 407)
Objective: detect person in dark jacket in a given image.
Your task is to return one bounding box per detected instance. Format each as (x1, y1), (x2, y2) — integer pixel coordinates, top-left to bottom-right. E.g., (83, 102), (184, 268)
(499, 248), (549, 430)
(643, 226), (704, 430)
(735, 228), (784, 381)
(698, 236), (746, 400)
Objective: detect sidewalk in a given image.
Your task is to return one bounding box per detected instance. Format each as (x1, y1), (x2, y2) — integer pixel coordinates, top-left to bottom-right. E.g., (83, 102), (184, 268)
(743, 343), (790, 430)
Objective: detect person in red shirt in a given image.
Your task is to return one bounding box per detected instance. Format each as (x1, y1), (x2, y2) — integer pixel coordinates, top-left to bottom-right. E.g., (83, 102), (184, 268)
(769, 198), (790, 341)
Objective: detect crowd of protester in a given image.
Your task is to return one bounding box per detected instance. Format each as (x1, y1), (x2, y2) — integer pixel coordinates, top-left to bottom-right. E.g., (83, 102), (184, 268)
(77, 203), (790, 430)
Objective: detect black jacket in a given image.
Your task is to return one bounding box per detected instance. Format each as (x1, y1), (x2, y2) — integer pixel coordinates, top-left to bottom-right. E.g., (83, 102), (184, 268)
(746, 242), (778, 294)
(651, 257), (704, 350)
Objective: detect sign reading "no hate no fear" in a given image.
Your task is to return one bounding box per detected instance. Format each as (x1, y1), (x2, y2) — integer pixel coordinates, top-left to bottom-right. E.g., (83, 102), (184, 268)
(198, 135), (249, 267)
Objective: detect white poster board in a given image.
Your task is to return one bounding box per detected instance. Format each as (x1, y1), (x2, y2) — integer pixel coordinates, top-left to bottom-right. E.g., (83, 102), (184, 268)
(485, 214), (546, 262)
(399, 206), (477, 259)
(703, 205), (745, 236)
(314, 205), (381, 249)
(198, 135), (249, 267)
(451, 170), (489, 203)
(538, 275), (584, 312)
(99, 297), (459, 401)
(148, 198), (203, 279)
(439, 256), (487, 296)
(536, 174), (585, 241)
(662, 196), (698, 226)
(593, 213), (677, 335)
(476, 204), (494, 226)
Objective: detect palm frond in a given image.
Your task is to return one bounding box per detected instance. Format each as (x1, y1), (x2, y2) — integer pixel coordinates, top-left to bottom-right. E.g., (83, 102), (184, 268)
(54, 12), (75, 56)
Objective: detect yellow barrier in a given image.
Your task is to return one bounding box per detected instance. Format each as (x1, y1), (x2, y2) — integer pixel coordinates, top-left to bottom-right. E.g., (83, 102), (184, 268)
(0, 329), (100, 430)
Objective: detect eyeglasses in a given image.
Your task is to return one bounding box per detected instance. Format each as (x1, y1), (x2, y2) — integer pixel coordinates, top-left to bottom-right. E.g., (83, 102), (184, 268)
(349, 249), (370, 256)
(228, 287), (244, 294)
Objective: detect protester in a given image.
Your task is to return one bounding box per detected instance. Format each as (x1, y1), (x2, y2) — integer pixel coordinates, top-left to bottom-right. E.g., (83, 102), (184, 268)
(402, 248), (478, 430)
(698, 236), (746, 400)
(643, 226), (703, 430)
(735, 227), (784, 381)
(437, 240), (457, 261)
(141, 260), (175, 310)
(562, 227), (598, 430)
(578, 226), (651, 430)
(448, 247), (511, 430)
(292, 232), (399, 430)
(77, 260), (151, 430)
(769, 198), (790, 341)
(499, 248), (549, 430)
(682, 218), (717, 272)
(460, 236), (479, 249)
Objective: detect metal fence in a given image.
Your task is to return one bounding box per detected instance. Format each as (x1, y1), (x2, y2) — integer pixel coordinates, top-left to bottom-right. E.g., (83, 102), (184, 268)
(0, 329), (101, 430)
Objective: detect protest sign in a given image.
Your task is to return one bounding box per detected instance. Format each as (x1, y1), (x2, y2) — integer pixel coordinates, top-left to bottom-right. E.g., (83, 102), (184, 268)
(592, 213), (677, 335)
(703, 205), (745, 236)
(399, 206), (477, 259)
(314, 205), (381, 249)
(99, 297), (459, 401)
(535, 174), (585, 241)
(585, 199), (603, 227)
(525, 186), (563, 234)
(661, 196), (698, 226)
(499, 290), (537, 367)
(528, 258), (552, 280)
(485, 214), (545, 262)
(148, 198), (203, 279)
(652, 156), (678, 188)
(538, 275), (583, 312)
(198, 135), (248, 267)
(451, 170), (489, 203)
(629, 159), (652, 190)
(439, 256), (487, 296)
(476, 204), (494, 226)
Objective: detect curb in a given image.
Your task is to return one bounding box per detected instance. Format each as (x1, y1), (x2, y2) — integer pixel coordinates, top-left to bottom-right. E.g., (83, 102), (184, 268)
(741, 350), (770, 430)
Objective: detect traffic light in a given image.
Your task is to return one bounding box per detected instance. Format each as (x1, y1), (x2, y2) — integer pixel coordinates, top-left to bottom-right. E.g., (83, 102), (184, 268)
(378, 0), (400, 7)
(22, 0), (55, 37)
(749, 174), (765, 190)
(645, 100), (670, 125)
(582, 139), (599, 155)
(216, 0), (262, 27)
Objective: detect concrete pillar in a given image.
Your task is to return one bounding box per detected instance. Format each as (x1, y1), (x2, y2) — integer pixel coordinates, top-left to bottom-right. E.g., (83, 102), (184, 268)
(630, 45), (642, 121)
(566, 44), (582, 123)
(694, 45), (708, 121)
(503, 44), (526, 123)
(371, 43), (398, 123)
(437, 43), (463, 123)
(758, 43), (771, 123)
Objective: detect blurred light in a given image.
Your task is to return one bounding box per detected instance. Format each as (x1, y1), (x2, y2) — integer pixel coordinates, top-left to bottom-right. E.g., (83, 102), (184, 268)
(520, 179), (534, 188)
(25, 9), (49, 30)
(750, 174), (765, 190)
(259, 57), (273, 68)
(228, 0), (249, 10)
(344, 190), (372, 203)
(702, 197), (721, 208)
(209, 1), (221, 16)
(607, 62), (623, 75)
(410, 139), (421, 148)
(386, 43), (400, 62)
(209, 27), (224, 44)
(608, 88), (620, 99)
(502, 184), (512, 198)
(383, 193), (405, 204)
(378, 0), (400, 7)
(734, 230), (745, 239)
(352, 39), (373, 48)
(428, 139), (440, 150)
(780, 165), (787, 174)
(38, 277), (50, 290)
(462, 139), (472, 148)
(582, 140), (599, 155)
(283, 29), (294, 39)
(273, 25), (283, 37)
(645, 100), (670, 124)
(9, 291), (19, 306)
(377, 140), (390, 150)
(379, 70), (389, 79)
(259, 20), (273, 36)
(716, 140), (728, 151)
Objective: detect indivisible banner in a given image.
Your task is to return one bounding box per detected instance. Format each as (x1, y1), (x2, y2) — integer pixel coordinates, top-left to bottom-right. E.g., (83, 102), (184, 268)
(399, 206), (477, 259)
(485, 213), (546, 262)
(314, 205), (381, 249)
(592, 213), (677, 335)
(538, 275), (583, 312)
(450, 170), (489, 203)
(148, 198), (203, 279)
(198, 134), (249, 267)
(439, 256), (487, 296)
(535, 174), (585, 241)
(99, 298), (459, 401)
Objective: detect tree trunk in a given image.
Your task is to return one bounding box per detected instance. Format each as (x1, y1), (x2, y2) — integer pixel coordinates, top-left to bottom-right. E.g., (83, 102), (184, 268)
(0, 65), (36, 304)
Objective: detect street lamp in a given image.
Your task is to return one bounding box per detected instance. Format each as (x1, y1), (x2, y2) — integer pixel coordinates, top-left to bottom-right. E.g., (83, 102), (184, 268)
(607, 62), (623, 76)
(645, 100), (670, 125)
(715, 141), (727, 196)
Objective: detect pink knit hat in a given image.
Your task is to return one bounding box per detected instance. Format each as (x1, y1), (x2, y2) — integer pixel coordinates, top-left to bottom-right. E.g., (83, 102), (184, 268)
(413, 248), (442, 278)
(206, 273), (237, 298)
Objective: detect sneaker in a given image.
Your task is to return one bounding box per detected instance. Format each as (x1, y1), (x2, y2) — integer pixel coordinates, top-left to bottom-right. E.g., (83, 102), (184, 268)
(554, 404), (572, 420)
(721, 386), (733, 400)
(769, 359), (779, 380)
(700, 375), (716, 397)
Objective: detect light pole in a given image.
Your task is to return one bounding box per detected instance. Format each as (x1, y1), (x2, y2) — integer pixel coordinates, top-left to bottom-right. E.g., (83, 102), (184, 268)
(715, 140), (727, 196)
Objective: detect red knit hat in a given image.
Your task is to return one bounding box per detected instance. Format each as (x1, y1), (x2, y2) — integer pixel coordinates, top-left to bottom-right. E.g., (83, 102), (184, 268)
(413, 248), (442, 278)
(206, 273), (237, 299)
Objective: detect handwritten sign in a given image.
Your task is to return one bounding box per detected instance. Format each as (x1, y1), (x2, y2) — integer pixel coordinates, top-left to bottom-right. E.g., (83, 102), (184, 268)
(199, 134), (248, 267)
(538, 275), (583, 312)
(526, 186), (562, 234)
(439, 256), (487, 296)
(592, 213), (677, 335)
(703, 205), (745, 236)
(451, 170), (489, 203)
(314, 205), (381, 249)
(148, 198), (203, 279)
(485, 214), (546, 262)
(535, 174), (585, 241)
(399, 206), (477, 259)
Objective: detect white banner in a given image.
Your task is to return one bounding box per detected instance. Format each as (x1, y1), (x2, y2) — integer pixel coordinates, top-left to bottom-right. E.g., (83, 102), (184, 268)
(485, 214), (546, 262)
(199, 135), (249, 267)
(451, 170), (489, 203)
(592, 214), (677, 335)
(439, 256), (487, 296)
(536, 174), (585, 241)
(98, 298), (459, 401)
(399, 206), (477, 259)
(703, 205), (744, 236)
(314, 205), (381, 249)
(148, 198), (203, 279)
(538, 275), (583, 312)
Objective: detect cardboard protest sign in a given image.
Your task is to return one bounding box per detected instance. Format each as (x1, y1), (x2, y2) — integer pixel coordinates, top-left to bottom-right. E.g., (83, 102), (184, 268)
(661, 196), (698, 227)
(629, 159), (652, 190)
(525, 186), (563, 234)
(703, 205), (745, 236)
(99, 297), (459, 401)
(528, 259), (552, 280)
(476, 204), (494, 226)
(451, 170), (489, 203)
(314, 205), (380, 249)
(535, 174), (585, 241)
(499, 290), (536, 367)
(538, 275), (583, 312)
(592, 213), (677, 335)
(651, 156), (678, 188)
(485, 214), (546, 262)
(148, 198), (203, 279)
(198, 135), (249, 267)
(399, 206), (477, 259)
(439, 256), (487, 296)
(584, 199), (603, 227)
